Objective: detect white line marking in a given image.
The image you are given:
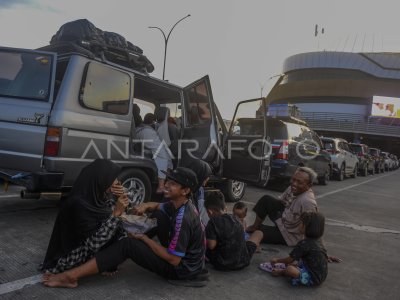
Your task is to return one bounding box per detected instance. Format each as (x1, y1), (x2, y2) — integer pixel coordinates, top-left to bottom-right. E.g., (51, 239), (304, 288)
(0, 194), (20, 199)
(0, 274), (42, 296)
(349, 189), (399, 199)
(317, 172), (393, 199)
(326, 218), (400, 234)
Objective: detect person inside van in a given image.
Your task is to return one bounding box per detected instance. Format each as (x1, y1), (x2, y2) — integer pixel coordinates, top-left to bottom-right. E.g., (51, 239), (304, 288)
(167, 116), (180, 159)
(135, 111), (173, 194)
(42, 167), (209, 288)
(41, 159), (129, 274)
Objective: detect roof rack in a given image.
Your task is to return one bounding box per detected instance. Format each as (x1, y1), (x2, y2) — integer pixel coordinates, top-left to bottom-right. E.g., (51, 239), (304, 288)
(37, 40), (154, 74)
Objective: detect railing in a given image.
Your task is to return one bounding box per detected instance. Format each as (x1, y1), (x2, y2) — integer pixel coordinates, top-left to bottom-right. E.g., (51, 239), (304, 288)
(299, 112), (400, 137)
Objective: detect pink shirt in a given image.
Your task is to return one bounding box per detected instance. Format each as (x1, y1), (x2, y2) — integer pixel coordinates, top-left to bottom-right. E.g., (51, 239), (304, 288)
(275, 187), (317, 246)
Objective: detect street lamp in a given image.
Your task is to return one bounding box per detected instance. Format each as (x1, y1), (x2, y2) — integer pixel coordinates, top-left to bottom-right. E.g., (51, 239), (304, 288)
(149, 14), (191, 80)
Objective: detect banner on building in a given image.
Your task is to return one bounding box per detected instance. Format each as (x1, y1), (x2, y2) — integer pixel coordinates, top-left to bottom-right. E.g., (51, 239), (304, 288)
(371, 96), (400, 118)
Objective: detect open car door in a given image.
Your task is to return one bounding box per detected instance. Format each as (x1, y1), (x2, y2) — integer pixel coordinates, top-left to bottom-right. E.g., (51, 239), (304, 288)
(222, 98), (270, 186)
(180, 76), (219, 167)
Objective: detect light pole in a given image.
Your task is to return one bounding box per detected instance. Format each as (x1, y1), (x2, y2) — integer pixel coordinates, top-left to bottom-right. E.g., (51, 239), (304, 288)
(149, 14), (191, 80)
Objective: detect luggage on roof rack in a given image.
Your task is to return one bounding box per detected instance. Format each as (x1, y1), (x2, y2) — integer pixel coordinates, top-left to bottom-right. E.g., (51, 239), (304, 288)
(40, 19), (154, 73)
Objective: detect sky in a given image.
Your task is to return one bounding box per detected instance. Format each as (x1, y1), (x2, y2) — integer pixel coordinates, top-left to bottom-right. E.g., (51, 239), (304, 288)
(1, 0), (400, 119)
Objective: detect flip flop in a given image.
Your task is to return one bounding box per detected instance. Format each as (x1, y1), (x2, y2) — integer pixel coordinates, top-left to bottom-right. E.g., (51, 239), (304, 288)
(258, 262), (286, 273)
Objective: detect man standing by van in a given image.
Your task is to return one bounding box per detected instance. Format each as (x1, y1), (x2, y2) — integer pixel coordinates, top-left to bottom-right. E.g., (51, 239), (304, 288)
(43, 167), (208, 287)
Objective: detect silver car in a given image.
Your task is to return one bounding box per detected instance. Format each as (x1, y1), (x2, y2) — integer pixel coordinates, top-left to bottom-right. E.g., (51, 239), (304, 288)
(321, 137), (359, 181)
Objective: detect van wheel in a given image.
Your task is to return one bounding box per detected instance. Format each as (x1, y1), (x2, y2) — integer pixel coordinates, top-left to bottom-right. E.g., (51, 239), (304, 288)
(221, 180), (246, 202)
(119, 169), (151, 207)
(318, 166), (330, 185)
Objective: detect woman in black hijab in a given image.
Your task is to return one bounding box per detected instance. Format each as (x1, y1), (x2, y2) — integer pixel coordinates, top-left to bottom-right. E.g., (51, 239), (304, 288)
(42, 159), (129, 273)
(181, 159), (212, 225)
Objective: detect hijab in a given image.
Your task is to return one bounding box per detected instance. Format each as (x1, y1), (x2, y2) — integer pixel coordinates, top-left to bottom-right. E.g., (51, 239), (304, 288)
(42, 159), (121, 270)
(180, 159), (212, 209)
(188, 159), (212, 192)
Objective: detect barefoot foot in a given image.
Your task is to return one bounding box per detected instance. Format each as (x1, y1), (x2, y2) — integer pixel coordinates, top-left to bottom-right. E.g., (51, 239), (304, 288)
(42, 272), (78, 288)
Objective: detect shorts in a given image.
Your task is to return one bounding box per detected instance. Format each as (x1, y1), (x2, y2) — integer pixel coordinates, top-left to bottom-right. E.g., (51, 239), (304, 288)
(291, 261), (314, 286)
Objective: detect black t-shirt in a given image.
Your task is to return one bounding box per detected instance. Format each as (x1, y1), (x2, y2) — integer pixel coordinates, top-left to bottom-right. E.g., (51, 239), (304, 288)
(290, 238), (328, 285)
(205, 214), (250, 270)
(161, 200), (205, 278)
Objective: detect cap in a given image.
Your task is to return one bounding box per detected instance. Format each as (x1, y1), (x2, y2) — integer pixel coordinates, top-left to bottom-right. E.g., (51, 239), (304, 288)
(162, 167), (198, 191)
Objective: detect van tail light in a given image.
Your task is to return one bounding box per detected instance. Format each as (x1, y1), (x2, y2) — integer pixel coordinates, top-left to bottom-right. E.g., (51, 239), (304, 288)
(276, 140), (289, 160)
(44, 127), (61, 156)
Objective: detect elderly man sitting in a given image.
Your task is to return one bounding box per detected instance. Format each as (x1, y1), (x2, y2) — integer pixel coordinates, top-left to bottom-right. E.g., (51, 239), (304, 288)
(247, 167), (318, 246)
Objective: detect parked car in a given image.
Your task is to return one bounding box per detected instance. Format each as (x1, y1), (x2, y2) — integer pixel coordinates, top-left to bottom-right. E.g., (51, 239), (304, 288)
(234, 115), (332, 185)
(381, 152), (395, 171)
(0, 36), (270, 203)
(349, 143), (375, 176)
(320, 137), (359, 181)
(390, 154), (399, 169)
(368, 148), (385, 173)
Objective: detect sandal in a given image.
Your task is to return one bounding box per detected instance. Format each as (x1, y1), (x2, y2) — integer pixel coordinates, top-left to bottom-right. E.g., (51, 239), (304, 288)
(258, 262), (286, 273)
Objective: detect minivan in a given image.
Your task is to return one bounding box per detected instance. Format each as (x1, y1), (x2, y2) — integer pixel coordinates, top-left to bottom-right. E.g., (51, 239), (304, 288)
(0, 44), (271, 204)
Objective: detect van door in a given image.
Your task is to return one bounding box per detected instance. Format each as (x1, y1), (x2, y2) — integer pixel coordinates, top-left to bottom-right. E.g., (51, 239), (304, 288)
(222, 98), (270, 185)
(181, 76), (219, 166)
(0, 47), (56, 173)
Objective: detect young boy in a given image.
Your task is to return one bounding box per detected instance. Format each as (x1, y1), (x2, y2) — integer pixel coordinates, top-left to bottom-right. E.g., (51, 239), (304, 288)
(204, 192), (263, 271)
(233, 201), (248, 230)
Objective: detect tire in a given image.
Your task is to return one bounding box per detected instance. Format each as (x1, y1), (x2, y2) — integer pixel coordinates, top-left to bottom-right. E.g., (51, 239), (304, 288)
(318, 166), (330, 185)
(336, 164), (345, 181)
(119, 168), (152, 207)
(350, 164), (358, 178)
(221, 179), (246, 203)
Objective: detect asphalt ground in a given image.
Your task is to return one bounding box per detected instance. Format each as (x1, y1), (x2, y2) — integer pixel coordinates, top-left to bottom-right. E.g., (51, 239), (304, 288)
(0, 170), (399, 299)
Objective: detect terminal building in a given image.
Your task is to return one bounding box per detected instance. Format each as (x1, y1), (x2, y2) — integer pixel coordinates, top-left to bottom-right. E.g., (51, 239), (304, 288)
(266, 51), (400, 156)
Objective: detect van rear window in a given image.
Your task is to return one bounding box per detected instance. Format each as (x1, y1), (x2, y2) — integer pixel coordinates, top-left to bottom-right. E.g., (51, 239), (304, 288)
(0, 50), (53, 101)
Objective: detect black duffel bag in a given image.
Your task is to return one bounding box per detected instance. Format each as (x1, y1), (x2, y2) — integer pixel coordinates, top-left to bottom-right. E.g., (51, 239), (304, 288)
(49, 19), (154, 73)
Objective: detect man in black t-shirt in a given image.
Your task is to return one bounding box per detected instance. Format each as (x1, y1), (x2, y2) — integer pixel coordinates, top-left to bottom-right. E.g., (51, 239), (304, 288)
(204, 193), (263, 271)
(43, 167), (208, 288)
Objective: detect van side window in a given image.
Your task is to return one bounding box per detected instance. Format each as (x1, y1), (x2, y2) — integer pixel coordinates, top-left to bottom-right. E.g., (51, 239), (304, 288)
(80, 62), (130, 114)
(185, 82), (211, 126)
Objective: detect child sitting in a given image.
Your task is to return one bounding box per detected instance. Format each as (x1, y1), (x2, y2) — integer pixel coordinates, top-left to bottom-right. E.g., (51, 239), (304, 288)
(204, 193), (263, 271)
(265, 211), (328, 286)
(233, 201), (248, 230)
